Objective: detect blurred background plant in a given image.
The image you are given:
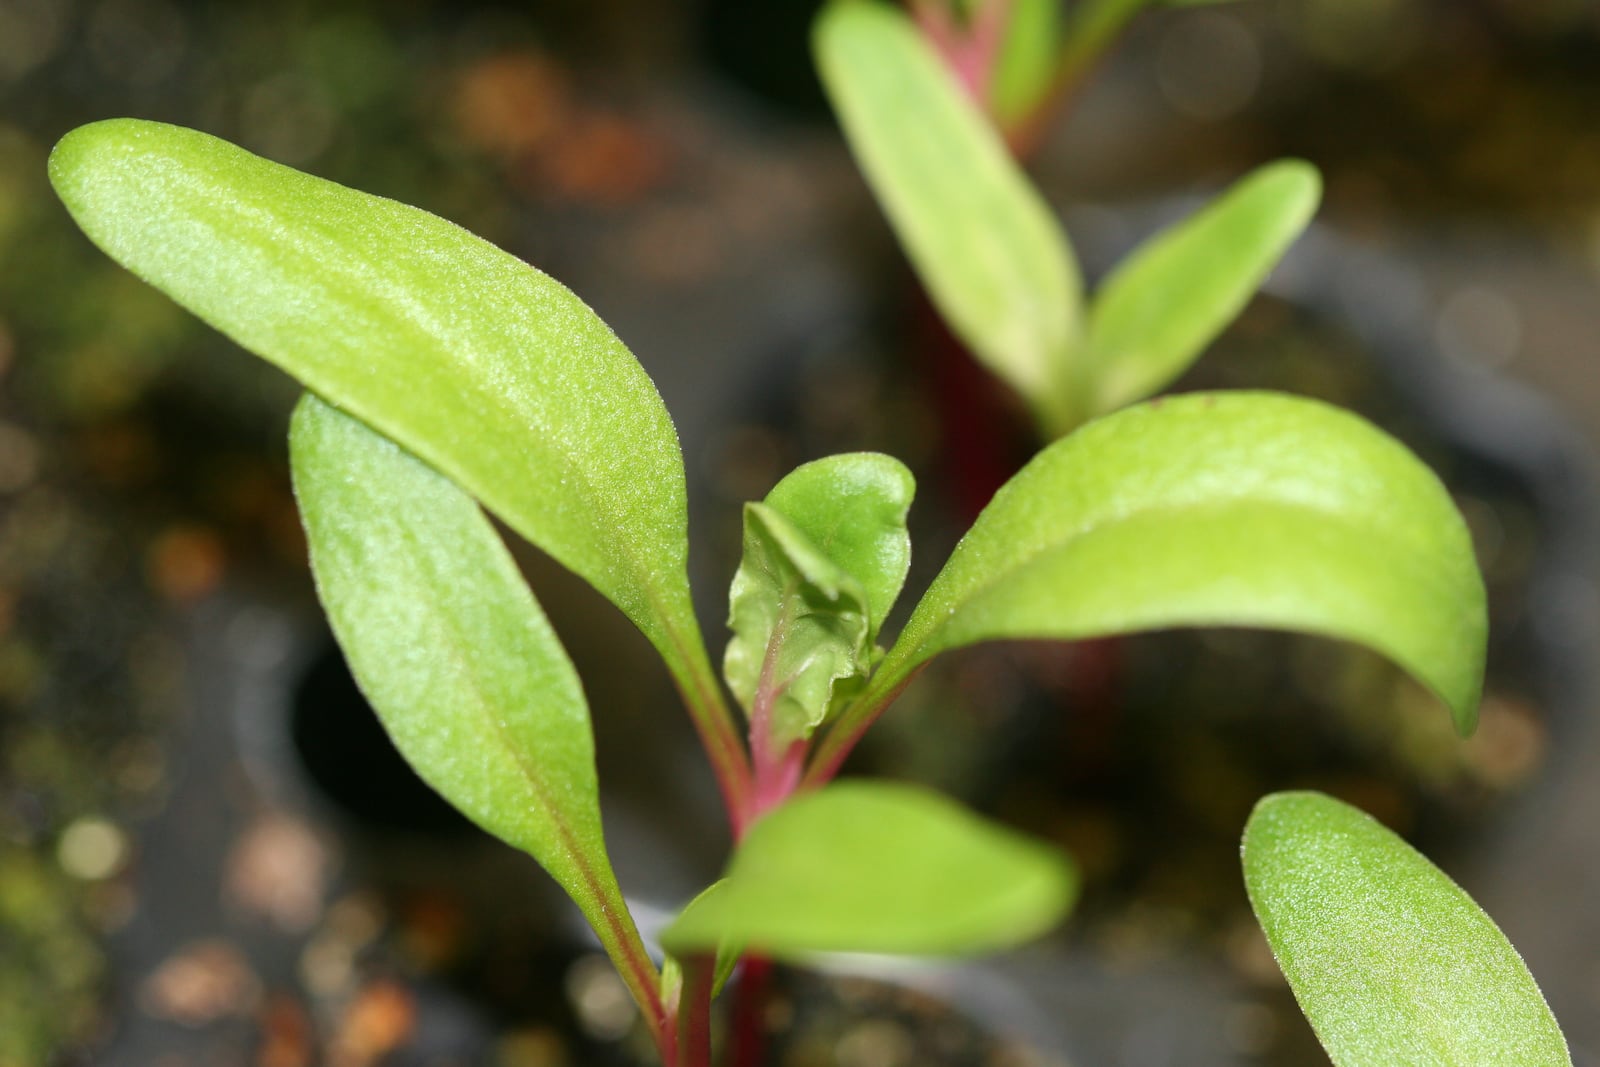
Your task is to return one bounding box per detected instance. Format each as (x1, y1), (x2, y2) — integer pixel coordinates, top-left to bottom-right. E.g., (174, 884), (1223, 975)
(4, 1), (1600, 1065)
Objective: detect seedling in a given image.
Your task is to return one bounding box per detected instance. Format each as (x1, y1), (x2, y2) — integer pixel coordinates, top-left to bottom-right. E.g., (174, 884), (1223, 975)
(817, 0), (1321, 439)
(49, 113), (1567, 1064)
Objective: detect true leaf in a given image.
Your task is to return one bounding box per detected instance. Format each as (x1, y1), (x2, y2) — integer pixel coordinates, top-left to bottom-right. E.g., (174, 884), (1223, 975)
(815, 1), (1083, 427)
(725, 503), (872, 746)
(1243, 792), (1570, 1066)
(661, 782), (1075, 958)
(724, 454), (913, 746)
(876, 391), (1486, 734)
(760, 453), (915, 641)
(1086, 160), (1321, 413)
(289, 395), (648, 990)
(48, 119), (707, 691)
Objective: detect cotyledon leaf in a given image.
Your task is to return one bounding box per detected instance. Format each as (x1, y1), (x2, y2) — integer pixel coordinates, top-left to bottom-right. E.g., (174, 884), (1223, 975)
(873, 391), (1486, 734)
(1243, 792), (1570, 1067)
(815, 1), (1083, 428)
(288, 394), (656, 1009)
(48, 118), (704, 689)
(661, 781), (1075, 959)
(1086, 160), (1321, 414)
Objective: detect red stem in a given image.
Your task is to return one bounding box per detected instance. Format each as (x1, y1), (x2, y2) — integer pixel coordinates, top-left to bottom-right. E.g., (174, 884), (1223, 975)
(729, 956), (774, 1067)
(674, 956), (715, 1067)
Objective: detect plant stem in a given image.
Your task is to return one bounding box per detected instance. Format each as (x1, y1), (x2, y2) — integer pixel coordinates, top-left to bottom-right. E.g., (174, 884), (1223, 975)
(1010, 0), (1148, 154)
(666, 623), (755, 831)
(799, 665), (926, 790)
(729, 956), (774, 1067)
(913, 0), (1015, 106)
(674, 956), (715, 1067)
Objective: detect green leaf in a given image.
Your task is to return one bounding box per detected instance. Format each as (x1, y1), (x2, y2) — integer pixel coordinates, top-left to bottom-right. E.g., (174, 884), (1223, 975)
(725, 503), (871, 746)
(661, 782), (1075, 959)
(724, 454), (914, 746)
(879, 391), (1486, 734)
(1086, 160), (1321, 413)
(815, 1), (1083, 427)
(762, 453), (915, 637)
(991, 0), (1063, 124)
(1243, 792), (1570, 1067)
(289, 394), (642, 974)
(48, 119), (705, 687)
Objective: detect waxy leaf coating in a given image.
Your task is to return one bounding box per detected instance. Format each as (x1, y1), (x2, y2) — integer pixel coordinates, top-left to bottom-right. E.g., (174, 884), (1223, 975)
(661, 782), (1075, 958)
(724, 454), (913, 747)
(815, 1), (1082, 427)
(879, 392), (1485, 734)
(1087, 160), (1321, 413)
(49, 119), (706, 691)
(1243, 792), (1570, 1066)
(289, 396), (650, 1000)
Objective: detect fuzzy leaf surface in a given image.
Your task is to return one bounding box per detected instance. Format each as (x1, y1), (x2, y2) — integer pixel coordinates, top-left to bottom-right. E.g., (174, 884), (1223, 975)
(881, 392), (1486, 733)
(1087, 160), (1321, 413)
(724, 454), (913, 744)
(815, 1), (1081, 420)
(289, 395), (634, 959)
(661, 782), (1075, 958)
(1243, 792), (1570, 1066)
(49, 119), (702, 680)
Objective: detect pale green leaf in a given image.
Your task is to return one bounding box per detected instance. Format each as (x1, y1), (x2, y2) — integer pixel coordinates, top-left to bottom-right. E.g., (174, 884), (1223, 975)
(815, 1), (1083, 426)
(724, 454), (914, 745)
(661, 782), (1075, 958)
(48, 119), (706, 688)
(1087, 160), (1321, 413)
(1243, 792), (1570, 1067)
(879, 392), (1486, 734)
(289, 394), (640, 967)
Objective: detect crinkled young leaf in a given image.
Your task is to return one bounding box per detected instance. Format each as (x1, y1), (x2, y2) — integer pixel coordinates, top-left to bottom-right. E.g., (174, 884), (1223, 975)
(1243, 792), (1570, 1067)
(761, 453), (915, 639)
(661, 782), (1075, 959)
(874, 392), (1485, 734)
(725, 503), (871, 746)
(1086, 160), (1321, 413)
(288, 395), (650, 999)
(724, 454), (913, 745)
(48, 119), (706, 691)
(815, 1), (1083, 426)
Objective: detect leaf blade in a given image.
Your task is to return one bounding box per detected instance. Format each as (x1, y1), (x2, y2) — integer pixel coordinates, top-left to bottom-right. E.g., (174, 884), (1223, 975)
(49, 119), (702, 680)
(815, 1), (1083, 422)
(1243, 792), (1570, 1067)
(1086, 160), (1321, 413)
(724, 454), (914, 745)
(289, 395), (633, 957)
(882, 391), (1486, 733)
(661, 782), (1075, 959)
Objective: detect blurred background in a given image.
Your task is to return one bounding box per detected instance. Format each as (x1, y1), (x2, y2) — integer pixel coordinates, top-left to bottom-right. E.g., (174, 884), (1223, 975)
(3, 1), (1600, 1064)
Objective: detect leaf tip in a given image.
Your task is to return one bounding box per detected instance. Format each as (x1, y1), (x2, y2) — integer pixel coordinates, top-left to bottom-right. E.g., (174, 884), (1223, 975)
(1256, 157), (1323, 224)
